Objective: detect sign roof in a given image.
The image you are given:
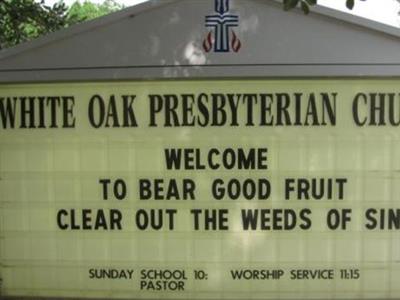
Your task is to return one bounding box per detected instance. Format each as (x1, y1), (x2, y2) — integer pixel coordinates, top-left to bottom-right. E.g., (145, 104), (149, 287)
(1, 0), (400, 82)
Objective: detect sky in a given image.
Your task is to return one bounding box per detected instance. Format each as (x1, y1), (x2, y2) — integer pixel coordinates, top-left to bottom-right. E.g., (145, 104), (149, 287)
(319, 0), (400, 27)
(44, 0), (400, 28)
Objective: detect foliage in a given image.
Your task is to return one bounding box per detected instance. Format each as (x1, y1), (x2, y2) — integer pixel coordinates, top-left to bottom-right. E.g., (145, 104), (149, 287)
(66, 0), (124, 25)
(0, 0), (124, 50)
(283, 0), (367, 14)
(0, 0), (68, 49)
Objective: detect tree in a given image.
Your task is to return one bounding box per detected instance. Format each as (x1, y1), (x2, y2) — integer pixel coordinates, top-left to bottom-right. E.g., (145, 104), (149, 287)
(0, 0), (124, 50)
(0, 0), (68, 49)
(66, 0), (124, 25)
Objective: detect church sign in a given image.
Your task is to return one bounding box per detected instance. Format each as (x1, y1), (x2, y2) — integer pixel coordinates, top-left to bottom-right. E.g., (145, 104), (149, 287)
(1, 79), (400, 298)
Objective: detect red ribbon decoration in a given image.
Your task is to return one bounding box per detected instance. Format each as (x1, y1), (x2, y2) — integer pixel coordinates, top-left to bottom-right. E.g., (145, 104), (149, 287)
(203, 31), (213, 53)
(231, 31), (241, 53)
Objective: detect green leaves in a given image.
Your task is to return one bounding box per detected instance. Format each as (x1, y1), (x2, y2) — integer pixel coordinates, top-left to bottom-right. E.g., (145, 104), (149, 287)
(346, 0), (355, 9)
(301, 1), (310, 14)
(283, 0), (313, 14)
(0, 0), (68, 49)
(66, 0), (124, 26)
(283, 0), (300, 11)
(0, 0), (124, 49)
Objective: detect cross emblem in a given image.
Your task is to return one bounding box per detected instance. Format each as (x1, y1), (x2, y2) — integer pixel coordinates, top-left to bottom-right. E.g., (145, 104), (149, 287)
(203, 0), (242, 53)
